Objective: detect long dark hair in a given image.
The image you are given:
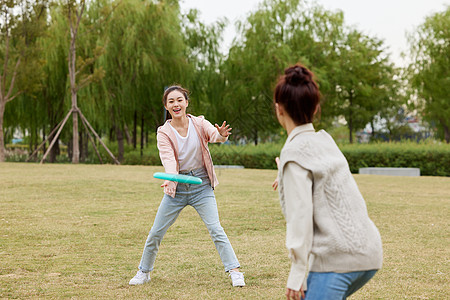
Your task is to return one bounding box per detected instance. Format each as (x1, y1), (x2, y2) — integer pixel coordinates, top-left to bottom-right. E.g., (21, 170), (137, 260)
(273, 64), (320, 125)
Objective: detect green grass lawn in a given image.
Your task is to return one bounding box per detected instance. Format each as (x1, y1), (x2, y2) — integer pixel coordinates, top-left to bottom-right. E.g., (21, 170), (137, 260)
(1, 163), (449, 299)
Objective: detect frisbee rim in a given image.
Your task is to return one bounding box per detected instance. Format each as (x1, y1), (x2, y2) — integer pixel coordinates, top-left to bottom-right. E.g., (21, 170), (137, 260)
(153, 172), (202, 184)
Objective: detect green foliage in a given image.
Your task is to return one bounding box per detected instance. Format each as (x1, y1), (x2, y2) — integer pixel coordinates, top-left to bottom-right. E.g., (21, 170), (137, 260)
(181, 9), (227, 122)
(324, 29), (400, 143)
(8, 139), (448, 176)
(407, 6), (450, 142)
(1, 0), (48, 161)
(223, 0), (302, 143)
(97, 141), (450, 177)
(223, 0), (400, 144)
(98, 0), (189, 124)
(211, 142), (450, 176)
(209, 143), (282, 169)
(2, 0), (448, 165)
(121, 151), (161, 166)
(341, 142), (450, 176)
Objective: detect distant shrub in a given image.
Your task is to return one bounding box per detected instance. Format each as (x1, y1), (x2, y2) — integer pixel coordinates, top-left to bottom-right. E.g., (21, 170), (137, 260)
(7, 140), (449, 176)
(121, 151), (161, 166)
(340, 142), (450, 176)
(208, 142), (450, 177)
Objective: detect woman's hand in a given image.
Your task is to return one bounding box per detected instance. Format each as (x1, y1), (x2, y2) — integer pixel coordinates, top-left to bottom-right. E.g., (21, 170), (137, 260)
(215, 121), (232, 137)
(273, 157), (280, 190)
(161, 180), (176, 196)
(285, 287), (305, 300)
(272, 178), (279, 190)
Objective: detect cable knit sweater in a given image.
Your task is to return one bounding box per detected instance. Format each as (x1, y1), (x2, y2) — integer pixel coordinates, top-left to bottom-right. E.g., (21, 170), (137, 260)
(278, 123), (383, 291)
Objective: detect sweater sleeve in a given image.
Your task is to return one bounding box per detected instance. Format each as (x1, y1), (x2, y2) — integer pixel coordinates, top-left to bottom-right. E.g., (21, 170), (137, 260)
(283, 161), (314, 291)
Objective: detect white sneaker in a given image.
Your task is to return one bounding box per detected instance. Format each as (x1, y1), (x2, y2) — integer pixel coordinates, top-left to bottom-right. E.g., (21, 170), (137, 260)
(129, 270), (151, 285)
(229, 270), (245, 287)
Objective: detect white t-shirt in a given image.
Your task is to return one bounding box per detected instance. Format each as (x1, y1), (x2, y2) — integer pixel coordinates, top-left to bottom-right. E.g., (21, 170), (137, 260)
(169, 118), (203, 172)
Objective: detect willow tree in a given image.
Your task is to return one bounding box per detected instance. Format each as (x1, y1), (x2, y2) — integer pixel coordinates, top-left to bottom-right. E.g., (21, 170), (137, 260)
(10, 3), (70, 163)
(0, 0), (46, 162)
(408, 6), (450, 142)
(37, 7), (69, 161)
(97, 0), (146, 161)
(181, 8), (226, 123)
(136, 0), (190, 128)
(37, 0), (118, 164)
(98, 0), (189, 160)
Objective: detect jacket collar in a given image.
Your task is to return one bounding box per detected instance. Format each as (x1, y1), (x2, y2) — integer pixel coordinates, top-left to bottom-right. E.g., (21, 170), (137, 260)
(158, 115), (190, 134)
(286, 123), (315, 144)
(158, 114), (203, 133)
(157, 114), (205, 146)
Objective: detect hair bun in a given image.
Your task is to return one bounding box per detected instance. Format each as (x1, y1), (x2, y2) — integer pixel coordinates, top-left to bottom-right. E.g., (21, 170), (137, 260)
(284, 65), (311, 85)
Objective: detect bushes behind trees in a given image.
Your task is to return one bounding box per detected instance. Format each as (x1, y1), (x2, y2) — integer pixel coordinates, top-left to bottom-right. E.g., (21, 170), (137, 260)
(8, 141), (450, 177)
(108, 142), (450, 177)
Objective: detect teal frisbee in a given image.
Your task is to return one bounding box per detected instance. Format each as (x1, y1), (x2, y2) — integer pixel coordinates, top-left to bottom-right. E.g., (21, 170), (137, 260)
(153, 172), (202, 185)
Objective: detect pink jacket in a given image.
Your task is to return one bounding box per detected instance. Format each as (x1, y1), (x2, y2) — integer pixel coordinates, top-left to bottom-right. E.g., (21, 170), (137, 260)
(156, 114), (227, 197)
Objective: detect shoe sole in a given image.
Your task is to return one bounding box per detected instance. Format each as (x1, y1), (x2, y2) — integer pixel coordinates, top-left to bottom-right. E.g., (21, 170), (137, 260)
(232, 281), (245, 287)
(129, 279), (151, 286)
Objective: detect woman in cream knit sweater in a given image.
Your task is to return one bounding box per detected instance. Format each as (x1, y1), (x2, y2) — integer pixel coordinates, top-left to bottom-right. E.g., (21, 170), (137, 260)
(273, 65), (383, 300)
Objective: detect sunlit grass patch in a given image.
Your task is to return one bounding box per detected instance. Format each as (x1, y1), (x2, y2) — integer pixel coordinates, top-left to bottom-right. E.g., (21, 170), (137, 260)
(1, 163), (448, 299)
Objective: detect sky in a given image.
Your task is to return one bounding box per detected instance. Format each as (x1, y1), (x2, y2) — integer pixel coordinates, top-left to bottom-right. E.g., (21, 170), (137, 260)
(179, 0), (449, 67)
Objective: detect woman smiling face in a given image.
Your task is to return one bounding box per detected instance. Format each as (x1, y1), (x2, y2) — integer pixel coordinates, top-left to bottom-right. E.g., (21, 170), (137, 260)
(165, 90), (189, 120)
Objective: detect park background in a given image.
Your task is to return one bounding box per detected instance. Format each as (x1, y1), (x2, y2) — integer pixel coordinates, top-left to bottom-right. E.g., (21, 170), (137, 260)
(0, 0), (449, 175)
(1, 1), (449, 299)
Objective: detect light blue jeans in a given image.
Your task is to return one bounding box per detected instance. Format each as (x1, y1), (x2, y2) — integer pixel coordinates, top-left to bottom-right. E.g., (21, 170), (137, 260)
(304, 270), (378, 299)
(138, 167), (240, 273)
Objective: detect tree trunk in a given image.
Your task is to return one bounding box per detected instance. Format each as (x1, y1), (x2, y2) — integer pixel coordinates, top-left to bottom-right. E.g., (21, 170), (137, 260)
(48, 122), (59, 163)
(109, 126), (114, 142)
(42, 127), (46, 154)
(29, 131), (33, 156)
(348, 93), (353, 144)
(84, 131), (89, 160)
(67, 139), (73, 161)
(145, 129), (148, 148)
(140, 114), (144, 157)
(444, 124), (450, 144)
(0, 102), (5, 162)
(33, 127), (38, 153)
(254, 128), (258, 145)
(49, 135), (60, 163)
(72, 104), (79, 163)
(79, 130), (85, 162)
(133, 110), (137, 149)
(124, 123), (132, 145)
(348, 118), (353, 143)
(67, 2), (85, 164)
(69, 24), (79, 163)
(370, 120), (375, 139)
(115, 123), (124, 162)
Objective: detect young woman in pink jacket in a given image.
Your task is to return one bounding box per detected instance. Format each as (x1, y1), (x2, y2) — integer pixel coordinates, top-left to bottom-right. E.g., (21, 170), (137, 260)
(129, 85), (245, 287)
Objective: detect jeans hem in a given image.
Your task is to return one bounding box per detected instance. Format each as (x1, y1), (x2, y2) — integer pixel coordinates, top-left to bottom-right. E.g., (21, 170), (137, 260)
(138, 266), (153, 273)
(224, 264), (241, 272)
